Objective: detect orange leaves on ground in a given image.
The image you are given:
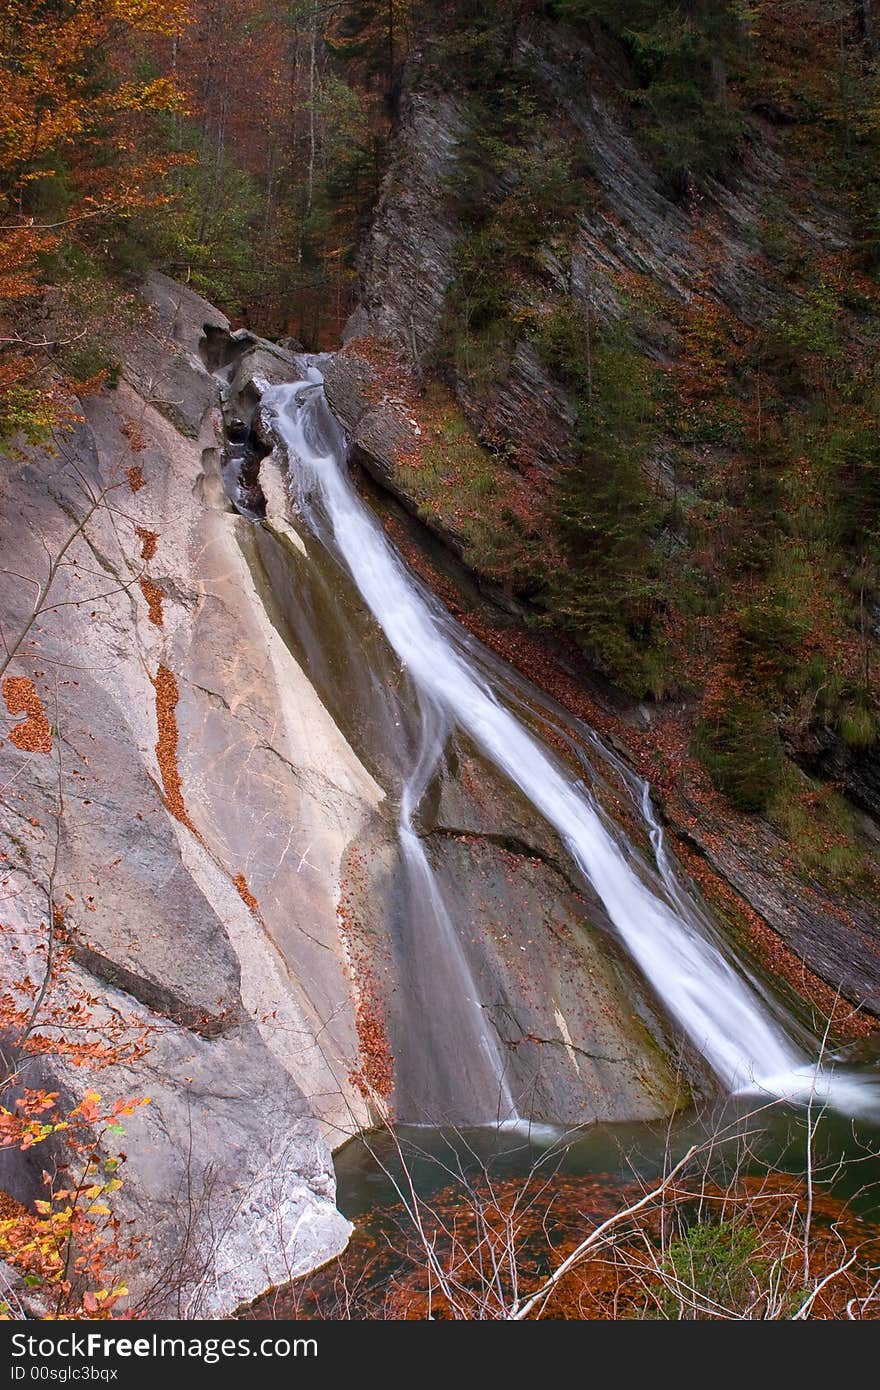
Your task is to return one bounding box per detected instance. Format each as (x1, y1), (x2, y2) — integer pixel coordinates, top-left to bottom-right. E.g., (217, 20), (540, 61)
(674, 835), (874, 1041)
(345, 341), (553, 588)
(256, 1169), (880, 1322)
(2, 676), (52, 754)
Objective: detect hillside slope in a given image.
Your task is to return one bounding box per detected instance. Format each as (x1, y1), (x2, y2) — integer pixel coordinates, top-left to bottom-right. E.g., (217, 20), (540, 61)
(329, 3), (880, 1030)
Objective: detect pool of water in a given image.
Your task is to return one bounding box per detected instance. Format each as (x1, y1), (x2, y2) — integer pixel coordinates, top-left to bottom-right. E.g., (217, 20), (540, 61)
(335, 1092), (880, 1223)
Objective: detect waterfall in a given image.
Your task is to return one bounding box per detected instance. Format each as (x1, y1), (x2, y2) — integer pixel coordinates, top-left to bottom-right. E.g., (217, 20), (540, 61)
(395, 700), (518, 1123)
(263, 368), (878, 1122)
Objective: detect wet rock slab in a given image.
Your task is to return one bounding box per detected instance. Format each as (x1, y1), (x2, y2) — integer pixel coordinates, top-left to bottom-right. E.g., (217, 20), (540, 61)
(0, 297), (377, 1313)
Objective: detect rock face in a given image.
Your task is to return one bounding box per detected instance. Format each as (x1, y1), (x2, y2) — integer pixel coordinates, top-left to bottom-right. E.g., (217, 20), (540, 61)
(323, 321), (880, 1020)
(802, 725), (880, 825)
(348, 40), (848, 486)
(232, 415), (694, 1124)
(0, 278), (375, 1315)
(456, 339), (577, 476)
(0, 272), (704, 1315)
(335, 25), (880, 1027)
(322, 349), (442, 529)
(533, 37), (849, 336)
(416, 741), (695, 1122)
(343, 90), (466, 363)
(671, 773), (880, 1018)
(344, 81), (584, 480)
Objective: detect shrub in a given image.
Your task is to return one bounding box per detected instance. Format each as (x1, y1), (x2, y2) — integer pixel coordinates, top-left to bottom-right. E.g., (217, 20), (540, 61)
(733, 592), (809, 690)
(554, 0), (745, 188)
(544, 323), (673, 697)
(657, 1219), (768, 1319)
(771, 285), (844, 361)
(526, 298), (591, 393)
(694, 697), (785, 813)
(59, 338), (122, 390)
(829, 425), (880, 560)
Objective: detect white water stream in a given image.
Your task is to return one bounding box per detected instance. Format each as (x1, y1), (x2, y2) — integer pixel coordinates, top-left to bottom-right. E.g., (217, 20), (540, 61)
(264, 369), (878, 1122)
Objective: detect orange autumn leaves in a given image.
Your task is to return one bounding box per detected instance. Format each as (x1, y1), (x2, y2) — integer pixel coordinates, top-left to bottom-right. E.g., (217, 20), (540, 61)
(0, 0), (192, 231)
(0, 0), (191, 441)
(1, 676), (52, 754)
(0, 1089), (150, 1320)
(0, 0), (189, 178)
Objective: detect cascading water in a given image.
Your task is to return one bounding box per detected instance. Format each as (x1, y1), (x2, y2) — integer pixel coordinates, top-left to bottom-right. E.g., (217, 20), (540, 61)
(395, 699), (518, 1123)
(262, 366), (878, 1123)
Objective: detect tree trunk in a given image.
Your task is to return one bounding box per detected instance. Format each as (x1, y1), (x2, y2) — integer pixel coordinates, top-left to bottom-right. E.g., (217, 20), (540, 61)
(307, 0), (317, 219)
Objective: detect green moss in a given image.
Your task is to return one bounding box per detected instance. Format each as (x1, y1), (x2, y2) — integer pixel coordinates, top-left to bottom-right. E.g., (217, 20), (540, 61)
(837, 702), (878, 749)
(766, 767), (867, 887)
(394, 383), (544, 588)
(8, 835), (31, 866)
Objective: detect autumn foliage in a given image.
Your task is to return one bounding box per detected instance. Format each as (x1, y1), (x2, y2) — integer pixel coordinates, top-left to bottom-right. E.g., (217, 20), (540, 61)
(0, 906), (151, 1319)
(0, 0), (190, 439)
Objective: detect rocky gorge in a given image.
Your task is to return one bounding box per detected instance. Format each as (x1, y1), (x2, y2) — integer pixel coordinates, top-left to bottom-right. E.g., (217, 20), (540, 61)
(0, 272), (692, 1314)
(2, 0), (880, 1323)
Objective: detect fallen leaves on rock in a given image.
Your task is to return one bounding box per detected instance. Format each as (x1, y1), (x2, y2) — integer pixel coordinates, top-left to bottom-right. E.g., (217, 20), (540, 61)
(2, 676), (52, 754)
(233, 872), (259, 915)
(139, 577), (164, 627)
(135, 526), (158, 561)
(151, 665), (194, 831)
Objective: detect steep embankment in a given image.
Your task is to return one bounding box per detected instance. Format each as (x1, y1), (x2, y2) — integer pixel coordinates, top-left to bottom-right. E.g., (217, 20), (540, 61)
(325, 13), (880, 1032)
(0, 277), (375, 1314)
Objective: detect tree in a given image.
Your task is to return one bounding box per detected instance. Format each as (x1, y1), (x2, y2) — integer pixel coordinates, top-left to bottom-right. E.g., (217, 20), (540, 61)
(0, 0), (189, 440)
(0, 394), (164, 1319)
(545, 325), (669, 697)
(0, 732), (151, 1319)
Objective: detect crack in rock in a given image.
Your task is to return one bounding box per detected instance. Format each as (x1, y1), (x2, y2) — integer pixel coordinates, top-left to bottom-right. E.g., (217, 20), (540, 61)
(70, 937), (242, 1039)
